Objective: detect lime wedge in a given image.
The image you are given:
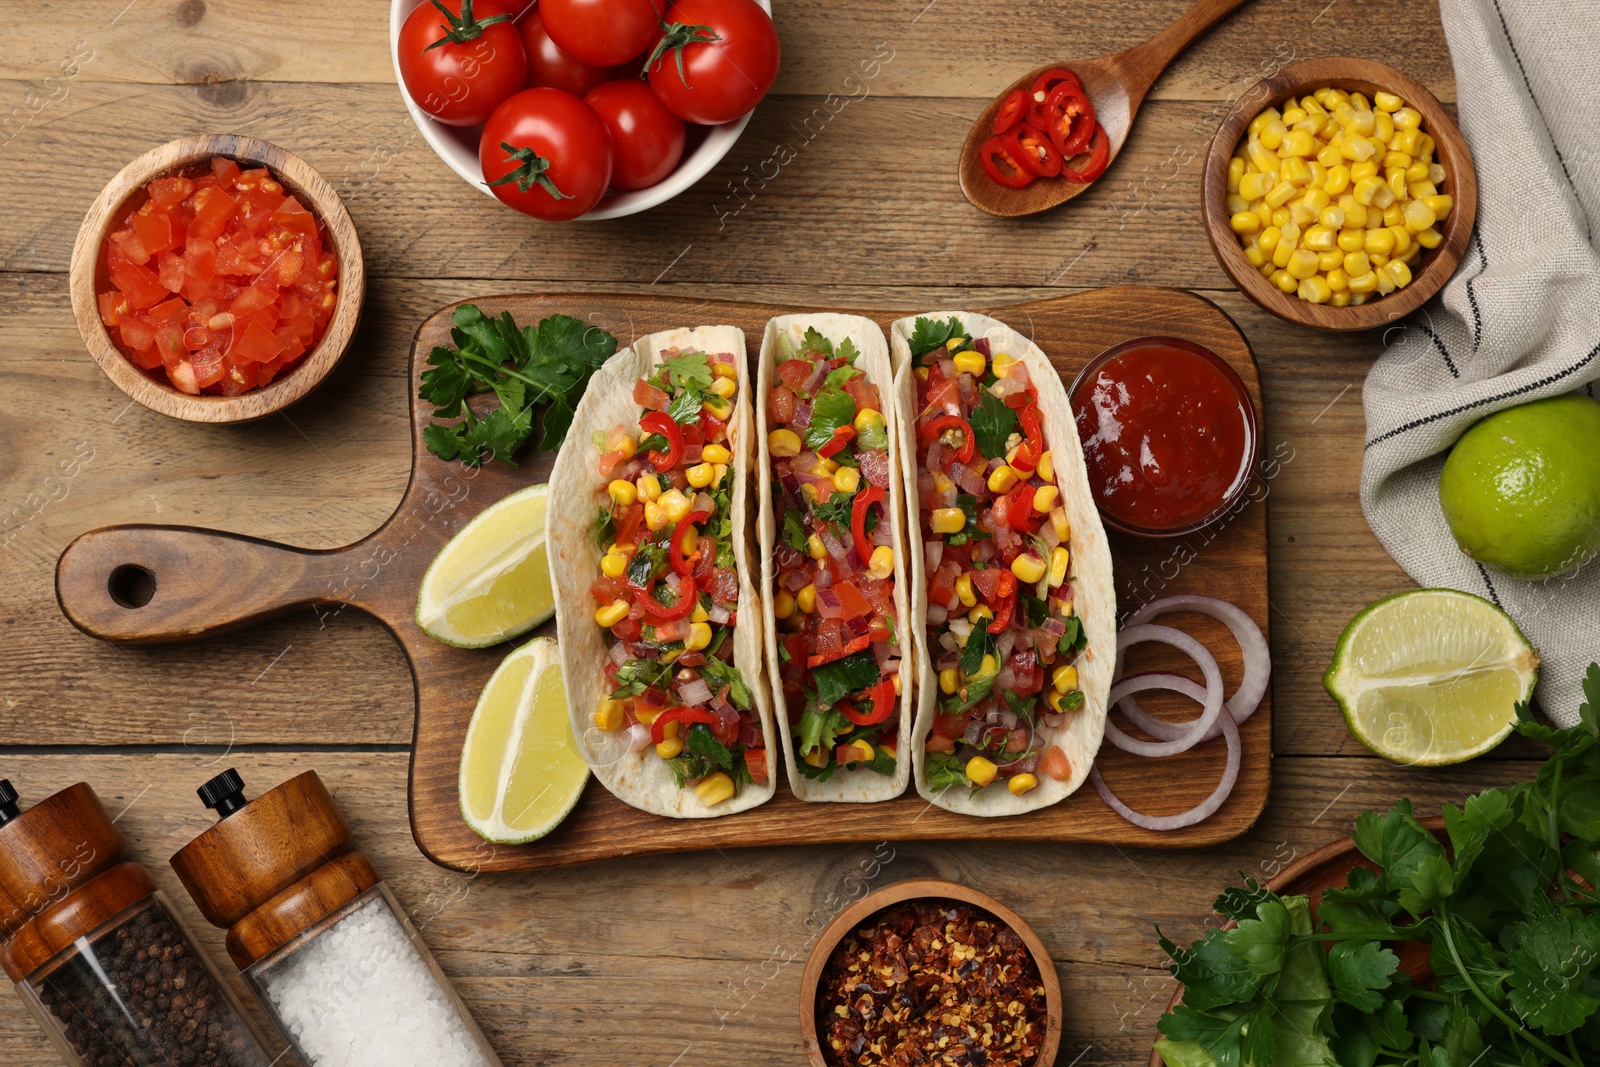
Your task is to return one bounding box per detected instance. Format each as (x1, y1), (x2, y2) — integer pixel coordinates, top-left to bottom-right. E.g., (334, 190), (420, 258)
(459, 636), (589, 844)
(418, 483), (553, 648)
(1324, 588), (1539, 766)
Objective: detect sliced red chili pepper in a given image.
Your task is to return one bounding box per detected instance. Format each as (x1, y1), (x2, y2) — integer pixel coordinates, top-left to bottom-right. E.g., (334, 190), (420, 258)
(841, 677), (897, 726)
(1026, 68), (1082, 128)
(978, 135), (1033, 190)
(987, 593), (1016, 634)
(817, 423), (855, 459)
(670, 507), (712, 578)
(1011, 398), (1045, 473)
(1061, 122), (1111, 184)
(1041, 81), (1096, 158)
(993, 88), (1028, 135)
(1031, 68), (1081, 100)
(1003, 483), (1040, 532)
(1005, 122), (1062, 178)
(925, 414), (975, 464)
(639, 411), (684, 471)
(808, 632), (873, 668)
(638, 573), (697, 620)
(651, 707), (718, 745)
(851, 484), (887, 553)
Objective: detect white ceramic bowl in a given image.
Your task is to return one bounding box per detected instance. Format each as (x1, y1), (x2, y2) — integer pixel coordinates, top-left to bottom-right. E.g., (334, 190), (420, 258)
(388, 0), (769, 220)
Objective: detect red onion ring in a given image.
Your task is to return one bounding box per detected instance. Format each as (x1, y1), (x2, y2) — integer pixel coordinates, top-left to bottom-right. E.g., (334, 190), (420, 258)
(1125, 595), (1269, 726)
(1113, 672), (1211, 742)
(1103, 625), (1223, 757)
(1091, 709), (1239, 831)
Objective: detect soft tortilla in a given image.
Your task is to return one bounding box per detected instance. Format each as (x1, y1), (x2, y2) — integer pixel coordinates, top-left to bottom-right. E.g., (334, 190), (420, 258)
(755, 314), (914, 802)
(546, 325), (776, 818)
(889, 312), (1116, 816)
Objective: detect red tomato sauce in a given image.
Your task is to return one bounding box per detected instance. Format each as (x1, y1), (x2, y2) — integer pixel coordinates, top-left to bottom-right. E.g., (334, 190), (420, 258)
(1071, 339), (1257, 534)
(96, 156), (339, 396)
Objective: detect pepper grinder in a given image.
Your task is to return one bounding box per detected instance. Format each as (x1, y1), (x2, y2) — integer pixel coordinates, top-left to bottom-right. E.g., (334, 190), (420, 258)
(170, 769), (504, 1067)
(0, 777), (280, 1067)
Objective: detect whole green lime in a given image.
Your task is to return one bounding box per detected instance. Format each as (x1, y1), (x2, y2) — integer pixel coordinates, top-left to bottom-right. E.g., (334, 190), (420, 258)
(1439, 393), (1600, 576)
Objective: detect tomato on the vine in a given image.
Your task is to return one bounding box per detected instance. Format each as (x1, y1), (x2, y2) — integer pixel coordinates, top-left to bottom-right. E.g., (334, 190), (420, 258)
(519, 11), (619, 96)
(541, 0), (664, 67)
(480, 87), (614, 221)
(645, 0), (780, 125)
(585, 79), (686, 190)
(398, 0), (527, 128)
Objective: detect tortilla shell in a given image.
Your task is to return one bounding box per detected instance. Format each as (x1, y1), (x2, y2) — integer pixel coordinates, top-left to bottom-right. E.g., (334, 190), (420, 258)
(889, 312), (1116, 816)
(546, 325), (776, 818)
(755, 314), (914, 802)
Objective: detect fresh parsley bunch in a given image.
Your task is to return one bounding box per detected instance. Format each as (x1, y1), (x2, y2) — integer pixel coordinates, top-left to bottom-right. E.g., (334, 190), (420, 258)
(419, 304), (616, 466)
(1156, 663), (1600, 1067)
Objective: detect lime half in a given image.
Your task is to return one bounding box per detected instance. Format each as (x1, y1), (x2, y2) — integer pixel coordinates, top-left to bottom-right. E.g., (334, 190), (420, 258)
(1324, 589), (1538, 766)
(418, 483), (554, 648)
(459, 636), (589, 844)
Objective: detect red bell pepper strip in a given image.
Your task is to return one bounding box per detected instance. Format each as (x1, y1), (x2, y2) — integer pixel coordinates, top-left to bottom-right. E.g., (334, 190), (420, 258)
(817, 424), (855, 459)
(651, 707), (719, 745)
(808, 632), (873, 668)
(639, 411), (684, 472)
(670, 508), (712, 578)
(851, 484), (886, 552)
(1061, 122), (1111, 184)
(925, 414), (975, 464)
(841, 677), (897, 726)
(978, 135), (1033, 190)
(638, 573), (697, 620)
(987, 592), (1016, 634)
(993, 88), (1028, 135)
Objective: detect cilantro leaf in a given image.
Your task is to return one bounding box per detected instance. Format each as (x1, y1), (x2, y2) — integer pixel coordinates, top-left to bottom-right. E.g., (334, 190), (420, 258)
(946, 492), (989, 546)
(700, 657), (753, 711)
(1327, 941), (1399, 1012)
(838, 338), (860, 364)
(665, 386), (704, 426)
(686, 723), (736, 774)
(825, 365), (861, 387)
(811, 649), (880, 708)
(658, 350), (713, 392)
(801, 327), (834, 357)
(924, 750), (970, 792)
(970, 390), (1018, 461)
(1505, 913), (1600, 1034)
(804, 387), (857, 450)
(781, 508), (807, 553)
(593, 506), (615, 549)
(908, 316), (965, 357)
(959, 627), (994, 679)
(610, 658), (673, 698)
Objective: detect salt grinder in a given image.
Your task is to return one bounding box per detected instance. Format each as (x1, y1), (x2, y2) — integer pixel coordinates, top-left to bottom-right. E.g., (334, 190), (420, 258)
(0, 778), (278, 1067)
(170, 769), (504, 1067)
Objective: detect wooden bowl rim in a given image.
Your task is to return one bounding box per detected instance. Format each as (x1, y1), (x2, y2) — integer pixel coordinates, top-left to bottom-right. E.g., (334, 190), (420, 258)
(799, 877), (1063, 1067)
(68, 134), (366, 424)
(1146, 816), (1447, 1066)
(1202, 57), (1478, 333)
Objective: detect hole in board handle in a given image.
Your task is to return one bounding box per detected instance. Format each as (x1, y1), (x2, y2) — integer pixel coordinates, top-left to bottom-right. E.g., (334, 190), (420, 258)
(108, 564), (156, 609)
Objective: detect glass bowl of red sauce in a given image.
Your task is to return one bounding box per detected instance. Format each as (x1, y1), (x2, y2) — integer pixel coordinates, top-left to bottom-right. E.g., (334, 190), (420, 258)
(1069, 337), (1260, 538)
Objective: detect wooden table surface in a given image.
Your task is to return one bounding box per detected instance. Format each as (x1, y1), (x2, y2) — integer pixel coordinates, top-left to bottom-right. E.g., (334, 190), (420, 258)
(0, 2), (1543, 1064)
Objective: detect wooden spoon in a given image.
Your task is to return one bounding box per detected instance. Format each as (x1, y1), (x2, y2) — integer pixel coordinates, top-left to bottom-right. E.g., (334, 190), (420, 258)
(959, 0), (1257, 217)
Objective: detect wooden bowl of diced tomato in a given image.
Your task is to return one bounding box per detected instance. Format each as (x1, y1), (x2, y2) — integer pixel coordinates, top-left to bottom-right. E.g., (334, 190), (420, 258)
(69, 135), (365, 422)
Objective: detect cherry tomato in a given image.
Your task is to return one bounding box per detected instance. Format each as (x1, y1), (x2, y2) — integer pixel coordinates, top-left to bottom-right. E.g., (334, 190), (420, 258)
(541, 0), (663, 67)
(584, 79), (686, 190)
(519, 11), (619, 95)
(398, 0), (527, 128)
(481, 88), (614, 221)
(645, 0), (780, 125)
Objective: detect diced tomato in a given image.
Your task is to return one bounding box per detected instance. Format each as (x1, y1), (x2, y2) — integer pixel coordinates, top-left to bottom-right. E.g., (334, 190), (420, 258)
(928, 560), (962, 610)
(146, 297), (186, 327)
(921, 378), (961, 427)
(614, 503), (644, 548)
(155, 253), (185, 296)
(232, 281), (278, 315)
(610, 616), (642, 642)
(108, 253), (171, 310)
(776, 358), (814, 392)
(148, 176), (195, 208)
(744, 748), (769, 784)
(857, 578), (895, 618)
(925, 733), (956, 754)
(589, 575), (626, 603)
(1039, 745), (1072, 781)
(858, 450), (890, 488)
(188, 185), (237, 242)
(97, 291), (124, 328)
(192, 346), (227, 389)
(831, 582), (873, 620)
(633, 378), (670, 410)
(212, 156), (241, 183)
(131, 209), (176, 258)
(1002, 484), (1041, 531)
(969, 566), (1009, 603)
(931, 710), (970, 739)
(711, 567), (739, 604)
(118, 318), (159, 365)
(836, 743), (871, 766)
(843, 377), (880, 414)
(269, 196), (318, 238)
(768, 384), (797, 424)
(701, 412), (728, 442)
(1004, 728), (1030, 755)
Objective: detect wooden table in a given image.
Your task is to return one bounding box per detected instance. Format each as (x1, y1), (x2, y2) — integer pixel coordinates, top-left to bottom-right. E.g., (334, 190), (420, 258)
(0, 2), (1542, 1063)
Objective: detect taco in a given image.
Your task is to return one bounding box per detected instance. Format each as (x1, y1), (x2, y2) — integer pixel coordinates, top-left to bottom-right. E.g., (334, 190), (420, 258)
(756, 315), (914, 802)
(890, 312), (1115, 815)
(547, 325), (776, 818)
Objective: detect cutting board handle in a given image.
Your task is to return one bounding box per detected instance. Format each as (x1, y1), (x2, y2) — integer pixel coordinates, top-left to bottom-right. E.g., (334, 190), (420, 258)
(56, 525), (347, 644)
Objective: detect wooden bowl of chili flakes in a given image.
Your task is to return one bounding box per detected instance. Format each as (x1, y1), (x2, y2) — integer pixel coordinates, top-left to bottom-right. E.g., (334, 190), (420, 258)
(801, 879), (1062, 1067)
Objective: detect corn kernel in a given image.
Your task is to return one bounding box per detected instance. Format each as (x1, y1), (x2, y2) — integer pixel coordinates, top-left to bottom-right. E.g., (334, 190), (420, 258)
(1319, 205), (1346, 229)
(1227, 191), (1250, 215)
(684, 621), (712, 651)
(1239, 171), (1272, 201)
(1392, 106), (1421, 130)
(930, 507), (965, 534)
(1408, 180), (1438, 201)
(1011, 552), (1046, 584)
(1272, 206), (1292, 228)
(853, 408), (885, 435)
(1037, 451), (1055, 483)
(1340, 135), (1376, 162)
(1050, 506), (1070, 541)
(1286, 248), (1320, 280)
(1272, 268), (1298, 293)
(797, 584), (816, 613)
(636, 473), (662, 502)
(991, 352), (1019, 378)
(1247, 137), (1277, 173)
(1389, 226), (1411, 255)
(644, 501), (668, 531)
(1337, 228), (1366, 252)
(806, 533), (827, 560)
(968, 604), (993, 625)
(1281, 106), (1307, 125)
(600, 550), (628, 578)
(804, 746), (827, 768)
(774, 589), (796, 619)
(1298, 275), (1333, 304)
(1053, 664), (1079, 693)
(661, 489), (692, 524)
(1391, 128), (1421, 156)
(1265, 180), (1298, 208)
(1248, 107), (1279, 135)
(1342, 250), (1371, 277)
(1039, 546), (1068, 588)
(1373, 90), (1403, 113)
(950, 573), (976, 609)
(1318, 248), (1344, 272)
(1347, 270), (1379, 294)
(693, 772), (734, 806)
(1352, 176), (1385, 206)
(1416, 226), (1443, 249)
(1423, 194), (1453, 218)
(1383, 259), (1413, 289)
(768, 429), (801, 457)
(1382, 150), (1412, 172)
(1303, 225), (1336, 252)
(1289, 201), (1315, 228)
(1351, 159), (1379, 182)
(701, 396), (732, 420)
(845, 739), (875, 764)
(1027, 485), (1057, 514)
(1364, 227), (1396, 256)
(868, 545), (895, 580)
(833, 466), (861, 495)
(952, 350), (985, 377)
(1326, 268), (1349, 293)
(1008, 774), (1038, 797)
(710, 359), (736, 379)
(1300, 188), (1331, 215)
(815, 457), (839, 477)
(986, 464), (1019, 494)
(1316, 140), (1344, 167)
(891, 675), (902, 696)
(655, 733), (684, 759)
(595, 599), (629, 627)
(1330, 290), (1352, 307)
(1374, 110), (1395, 144)
(1281, 156), (1312, 185)
(966, 757), (998, 788)
(1046, 689), (1071, 714)
(593, 699), (625, 731)
(1230, 211), (1261, 235)
(939, 667), (958, 695)
(1272, 236), (1296, 269)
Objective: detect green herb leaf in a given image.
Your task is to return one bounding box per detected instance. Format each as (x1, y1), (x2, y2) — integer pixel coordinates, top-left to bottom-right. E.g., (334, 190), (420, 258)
(801, 327), (834, 358)
(959, 627), (994, 679)
(658, 350), (713, 392)
(700, 657), (754, 712)
(970, 390), (1018, 461)
(781, 508), (808, 553)
(909, 316), (966, 357)
(1327, 941), (1400, 1012)
(610, 658), (673, 698)
(686, 723), (736, 774)
(593, 507), (615, 549)
(923, 750), (970, 793)
(811, 649), (880, 708)
(804, 387), (857, 451)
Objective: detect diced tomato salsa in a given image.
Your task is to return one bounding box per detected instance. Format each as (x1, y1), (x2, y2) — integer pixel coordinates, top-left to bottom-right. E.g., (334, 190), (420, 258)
(96, 156), (339, 396)
(589, 348), (764, 804)
(910, 317), (1088, 796)
(766, 327), (902, 784)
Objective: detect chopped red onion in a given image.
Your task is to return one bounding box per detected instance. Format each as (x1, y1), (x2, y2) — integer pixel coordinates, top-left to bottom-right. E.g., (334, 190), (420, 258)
(924, 540), (944, 572)
(779, 470), (803, 503)
(973, 337), (991, 357)
(991, 375), (1027, 400)
(937, 631), (959, 653)
(935, 357), (956, 385)
(995, 630), (1017, 661)
(937, 652), (959, 671)
(707, 603), (731, 625)
(961, 720), (985, 746)
(928, 603), (949, 626)
(1102, 625), (1224, 757)
(873, 640), (893, 667)
(794, 399), (813, 431)
(626, 723), (652, 751)
(847, 615), (871, 638)
(872, 522), (893, 548)
(957, 374), (977, 410)
(803, 360), (829, 395)
(1091, 710), (1240, 831)
(815, 586), (843, 617)
(693, 492), (715, 515)
(683, 444), (704, 465)
(1006, 361), (1032, 389)
(953, 462), (987, 497)
(678, 678), (713, 707)
(1125, 595), (1270, 727)
(608, 642), (630, 666)
(926, 441), (948, 473)
(738, 723), (764, 748)
(1040, 616), (1067, 639)
(781, 567), (809, 592)
(859, 450), (890, 487)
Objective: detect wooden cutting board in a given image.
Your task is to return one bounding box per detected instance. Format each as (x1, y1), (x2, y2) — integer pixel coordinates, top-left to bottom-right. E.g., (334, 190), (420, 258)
(56, 288), (1272, 872)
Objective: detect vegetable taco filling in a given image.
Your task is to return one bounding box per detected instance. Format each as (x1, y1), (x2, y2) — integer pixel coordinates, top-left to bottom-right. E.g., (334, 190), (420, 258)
(587, 346), (765, 807)
(907, 316), (1090, 798)
(766, 326), (904, 782)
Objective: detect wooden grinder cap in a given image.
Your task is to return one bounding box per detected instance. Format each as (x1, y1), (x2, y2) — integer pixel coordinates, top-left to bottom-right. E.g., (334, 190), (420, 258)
(169, 769), (379, 969)
(0, 780), (158, 981)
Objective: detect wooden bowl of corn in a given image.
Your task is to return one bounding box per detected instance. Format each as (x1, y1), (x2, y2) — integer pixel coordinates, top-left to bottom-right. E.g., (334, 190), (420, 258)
(1203, 57), (1477, 332)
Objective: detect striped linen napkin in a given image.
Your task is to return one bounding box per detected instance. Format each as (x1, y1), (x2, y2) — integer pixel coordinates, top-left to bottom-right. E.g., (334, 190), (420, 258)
(1359, 0), (1600, 726)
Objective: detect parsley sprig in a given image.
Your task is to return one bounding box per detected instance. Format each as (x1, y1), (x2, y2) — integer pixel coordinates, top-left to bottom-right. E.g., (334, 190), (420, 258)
(419, 304), (616, 466)
(1155, 663), (1600, 1067)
